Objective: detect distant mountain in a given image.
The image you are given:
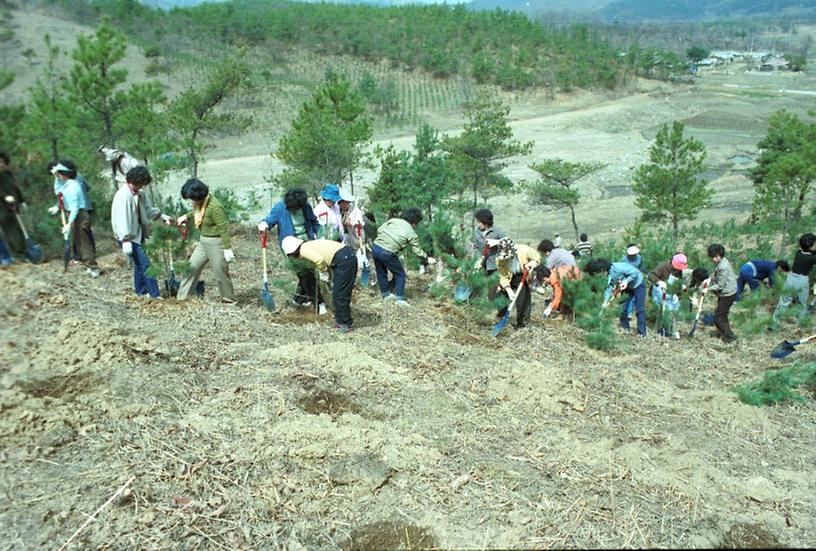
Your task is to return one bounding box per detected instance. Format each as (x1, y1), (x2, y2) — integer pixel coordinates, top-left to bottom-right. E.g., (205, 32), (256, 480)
(598, 0), (816, 21)
(139, 0), (464, 7)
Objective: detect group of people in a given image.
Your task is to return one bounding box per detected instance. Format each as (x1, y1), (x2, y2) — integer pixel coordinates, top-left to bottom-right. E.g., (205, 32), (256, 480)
(4, 146), (816, 342)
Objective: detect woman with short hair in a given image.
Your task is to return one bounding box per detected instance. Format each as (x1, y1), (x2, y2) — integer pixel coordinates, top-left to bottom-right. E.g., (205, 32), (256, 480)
(176, 179), (236, 303)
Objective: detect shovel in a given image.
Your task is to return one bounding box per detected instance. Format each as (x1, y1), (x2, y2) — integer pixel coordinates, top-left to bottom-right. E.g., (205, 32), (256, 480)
(771, 333), (816, 359)
(260, 232), (276, 311)
(600, 283), (623, 314)
(164, 244), (180, 297)
(491, 270), (528, 338)
(11, 204), (43, 264)
(688, 288), (707, 338)
(57, 193), (71, 271)
(654, 288), (666, 334)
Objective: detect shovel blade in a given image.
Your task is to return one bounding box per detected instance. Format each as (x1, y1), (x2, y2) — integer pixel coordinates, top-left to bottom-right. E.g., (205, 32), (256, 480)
(261, 281), (276, 311)
(454, 280), (472, 302)
(771, 340), (797, 359)
(360, 265), (370, 287)
(25, 241), (44, 264)
(491, 312), (510, 338)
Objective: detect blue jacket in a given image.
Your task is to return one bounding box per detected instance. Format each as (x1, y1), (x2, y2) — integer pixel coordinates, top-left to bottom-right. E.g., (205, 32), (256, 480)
(59, 178), (93, 224)
(620, 253), (645, 272)
(263, 200), (318, 245)
(605, 261), (644, 300)
(54, 173), (93, 212)
(743, 259), (778, 284)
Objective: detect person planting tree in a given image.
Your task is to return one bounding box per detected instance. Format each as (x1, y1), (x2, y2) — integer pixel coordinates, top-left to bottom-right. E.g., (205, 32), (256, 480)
(51, 161), (100, 278)
(648, 253), (689, 339)
(258, 188), (326, 314)
(175, 179), (236, 303)
(536, 264), (582, 319)
(537, 238), (576, 270)
(596, 259), (648, 337)
(736, 258), (789, 301)
(703, 243), (737, 343)
(371, 207), (435, 307)
(281, 235), (358, 332)
(48, 161), (95, 266)
(313, 183), (344, 242)
(494, 238), (540, 329)
(773, 233), (816, 325)
(472, 208), (506, 276)
(111, 166), (174, 299)
(0, 152), (27, 260)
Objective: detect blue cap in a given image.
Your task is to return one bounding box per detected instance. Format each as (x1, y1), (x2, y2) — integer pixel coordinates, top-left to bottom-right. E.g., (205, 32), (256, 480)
(320, 184), (341, 202)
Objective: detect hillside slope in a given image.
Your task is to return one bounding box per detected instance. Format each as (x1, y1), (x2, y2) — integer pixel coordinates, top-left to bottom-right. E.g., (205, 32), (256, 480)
(1, 230), (815, 548)
(599, 0), (816, 21)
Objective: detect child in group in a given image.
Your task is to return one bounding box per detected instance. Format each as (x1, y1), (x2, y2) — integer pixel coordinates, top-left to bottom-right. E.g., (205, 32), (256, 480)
(773, 233), (816, 325)
(703, 243), (737, 343)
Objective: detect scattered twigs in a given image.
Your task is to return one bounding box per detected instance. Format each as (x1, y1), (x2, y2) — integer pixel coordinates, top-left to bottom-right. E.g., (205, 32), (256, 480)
(59, 476), (136, 551)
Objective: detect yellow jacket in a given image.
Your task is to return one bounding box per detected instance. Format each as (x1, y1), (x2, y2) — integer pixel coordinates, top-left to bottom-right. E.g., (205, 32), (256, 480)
(299, 239), (345, 271)
(497, 244), (541, 288)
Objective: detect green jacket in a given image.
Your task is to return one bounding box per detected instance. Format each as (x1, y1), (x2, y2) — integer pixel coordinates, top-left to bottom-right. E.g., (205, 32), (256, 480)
(187, 196), (231, 249)
(373, 218), (426, 259)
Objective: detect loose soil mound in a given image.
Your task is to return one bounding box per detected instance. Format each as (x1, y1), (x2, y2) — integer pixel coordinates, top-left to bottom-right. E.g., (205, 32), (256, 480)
(1, 232), (815, 548)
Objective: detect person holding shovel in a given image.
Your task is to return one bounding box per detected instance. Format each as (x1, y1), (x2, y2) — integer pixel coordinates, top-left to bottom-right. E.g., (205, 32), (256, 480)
(372, 207), (435, 307)
(257, 188), (326, 314)
(773, 233), (816, 326)
(111, 166), (174, 298)
(281, 236), (358, 332)
(52, 162), (99, 278)
(703, 243), (737, 343)
(648, 253), (689, 339)
(0, 153), (27, 259)
(495, 238), (540, 329)
(48, 161), (95, 266)
(175, 179), (236, 303)
(599, 260), (648, 337)
(473, 209), (506, 276)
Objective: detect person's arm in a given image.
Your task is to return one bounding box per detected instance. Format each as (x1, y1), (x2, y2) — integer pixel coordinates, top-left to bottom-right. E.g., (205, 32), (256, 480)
(407, 227), (427, 262)
(707, 264), (724, 293)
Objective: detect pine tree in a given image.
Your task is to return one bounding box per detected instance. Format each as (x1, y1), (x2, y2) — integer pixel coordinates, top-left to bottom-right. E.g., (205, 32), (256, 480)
(525, 159), (604, 241)
(633, 121), (711, 240)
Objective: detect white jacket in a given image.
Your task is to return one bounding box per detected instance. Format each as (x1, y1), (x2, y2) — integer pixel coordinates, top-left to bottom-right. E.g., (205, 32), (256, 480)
(111, 185), (161, 244)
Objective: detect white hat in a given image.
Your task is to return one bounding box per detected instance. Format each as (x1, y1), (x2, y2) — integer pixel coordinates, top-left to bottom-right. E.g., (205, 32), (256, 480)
(281, 236), (303, 255)
(50, 163), (70, 175)
(626, 245), (640, 256)
(338, 188), (354, 203)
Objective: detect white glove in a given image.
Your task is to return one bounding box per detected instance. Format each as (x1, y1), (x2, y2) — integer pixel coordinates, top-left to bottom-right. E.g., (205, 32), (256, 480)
(4, 195), (14, 204)
(525, 260), (538, 272)
(160, 213), (173, 225)
(690, 296), (699, 308)
(619, 280), (628, 291)
(122, 241), (133, 255)
(61, 224), (71, 236)
(356, 249), (368, 269)
(486, 239), (500, 247)
(505, 287), (516, 302)
(257, 221), (269, 232)
(223, 249), (235, 263)
(811, 283), (816, 295)
(177, 214), (188, 226)
(419, 264), (426, 275)
(543, 306), (552, 318)
(656, 280), (667, 290)
(426, 256), (437, 266)
(48, 205), (59, 215)
(319, 270), (329, 283)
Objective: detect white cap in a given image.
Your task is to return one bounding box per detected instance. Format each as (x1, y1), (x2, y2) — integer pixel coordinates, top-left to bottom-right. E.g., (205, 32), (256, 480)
(50, 163), (70, 175)
(281, 235), (303, 255)
(626, 245), (640, 256)
(338, 188), (354, 203)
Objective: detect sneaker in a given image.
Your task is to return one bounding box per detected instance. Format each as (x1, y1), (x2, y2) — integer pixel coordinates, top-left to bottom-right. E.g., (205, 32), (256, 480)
(86, 267), (101, 278)
(333, 322), (353, 333)
(383, 294), (396, 301)
(69, 259), (81, 268)
(318, 303), (328, 315)
(291, 299), (313, 308)
(395, 299), (409, 307)
(672, 330), (681, 340)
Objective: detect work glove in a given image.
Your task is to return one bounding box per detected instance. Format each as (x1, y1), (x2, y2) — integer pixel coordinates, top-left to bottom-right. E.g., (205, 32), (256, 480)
(486, 239), (500, 248)
(534, 285), (548, 296)
(656, 280), (667, 290)
(257, 221), (269, 232)
(122, 241), (133, 256)
(160, 213), (173, 225)
(619, 280), (628, 291)
(4, 195), (14, 205)
(61, 223), (71, 237)
(543, 306), (552, 318)
(690, 295), (699, 308)
(505, 287), (516, 302)
(419, 264), (426, 275)
(223, 249), (235, 263)
(812, 283), (816, 295)
(48, 205), (59, 215)
(176, 214), (188, 226)
(426, 256), (437, 266)
(524, 260), (538, 272)
(319, 270), (330, 283)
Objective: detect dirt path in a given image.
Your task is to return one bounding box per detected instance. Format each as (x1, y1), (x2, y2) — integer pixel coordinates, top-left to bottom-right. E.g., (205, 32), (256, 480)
(1, 231), (814, 549)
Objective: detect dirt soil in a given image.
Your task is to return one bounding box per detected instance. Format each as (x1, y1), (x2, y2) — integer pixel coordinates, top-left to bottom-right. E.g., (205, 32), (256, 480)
(1, 231), (815, 549)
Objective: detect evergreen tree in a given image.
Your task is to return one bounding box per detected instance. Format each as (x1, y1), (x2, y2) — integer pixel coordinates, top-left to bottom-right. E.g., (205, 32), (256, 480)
(632, 121), (711, 240)
(276, 72), (373, 196)
(750, 110), (815, 221)
(367, 145), (412, 218)
(168, 53), (250, 179)
(685, 45), (710, 62)
(443, 92), (532, 218)
(525, 159), (604, 241)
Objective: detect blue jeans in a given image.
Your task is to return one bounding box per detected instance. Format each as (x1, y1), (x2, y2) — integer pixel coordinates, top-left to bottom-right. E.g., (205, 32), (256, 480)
(0, 237), (12, 265)
(736, 263), (760, 301)
(620, 282), (647, 336)
(132, 243), (160, 298)
(372, 244), (406, 299)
